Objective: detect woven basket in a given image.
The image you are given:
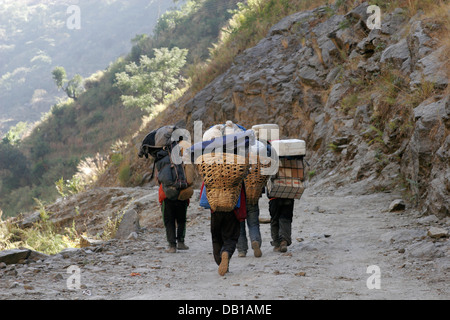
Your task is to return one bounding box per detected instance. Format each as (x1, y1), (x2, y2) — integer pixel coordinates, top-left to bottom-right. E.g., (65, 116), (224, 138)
(197, 153), (250, 212)
(244, 155), (272, 205)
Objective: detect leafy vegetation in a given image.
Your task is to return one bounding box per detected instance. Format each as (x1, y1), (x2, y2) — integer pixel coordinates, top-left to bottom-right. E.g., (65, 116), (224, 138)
(0, 199), (80, 255)
(115, 47), (188, 112)
(52, 67), (85, 101)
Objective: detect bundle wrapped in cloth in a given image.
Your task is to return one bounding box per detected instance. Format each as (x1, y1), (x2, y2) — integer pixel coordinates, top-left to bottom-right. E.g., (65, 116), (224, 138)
(191, 121), (253, 212)
(189, 129), (255, 164)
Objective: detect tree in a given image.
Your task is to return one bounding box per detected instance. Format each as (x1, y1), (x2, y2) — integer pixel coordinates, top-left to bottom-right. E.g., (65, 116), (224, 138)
(0, 142), (31, 192)
(52, 66), (66, 89)
(51, 66), (84, 101)
(65, 74), (84, 100)
(115, 47), (188, 112)
(2, 121), (29, 146)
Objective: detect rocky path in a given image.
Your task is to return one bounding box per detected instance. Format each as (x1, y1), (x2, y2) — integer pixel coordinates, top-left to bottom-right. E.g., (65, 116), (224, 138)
(0, 184), (449, 300)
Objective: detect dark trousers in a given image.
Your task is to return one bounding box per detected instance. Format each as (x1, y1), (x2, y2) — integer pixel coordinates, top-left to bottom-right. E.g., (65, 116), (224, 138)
(162, 199), (188, 247)
(211, 211), (240, 266)
(269, 198), (294, 247)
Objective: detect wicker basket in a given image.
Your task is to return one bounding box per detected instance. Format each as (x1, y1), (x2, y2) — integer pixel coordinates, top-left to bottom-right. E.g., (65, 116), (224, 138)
(244, 155), (272, 205)
(197, 153), (250, 212)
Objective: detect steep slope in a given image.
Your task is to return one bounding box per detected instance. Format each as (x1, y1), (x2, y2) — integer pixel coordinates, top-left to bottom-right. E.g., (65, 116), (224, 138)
(131, 2), (448, 217)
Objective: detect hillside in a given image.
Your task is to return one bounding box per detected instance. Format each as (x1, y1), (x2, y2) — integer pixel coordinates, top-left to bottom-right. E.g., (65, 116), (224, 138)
(0, 0), (241, 218)
(119, 0), (449, 218)
(0, 0), (177, 135)
(0, 0), (448, 301)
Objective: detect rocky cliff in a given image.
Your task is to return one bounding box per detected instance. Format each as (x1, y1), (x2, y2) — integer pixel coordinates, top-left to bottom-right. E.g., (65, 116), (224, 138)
(154, 2), (448, 217)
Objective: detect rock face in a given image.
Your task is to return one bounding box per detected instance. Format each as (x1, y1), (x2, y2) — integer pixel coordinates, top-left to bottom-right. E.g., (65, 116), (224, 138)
(402, 97), (449, 217)
(176, 2), (448, 217)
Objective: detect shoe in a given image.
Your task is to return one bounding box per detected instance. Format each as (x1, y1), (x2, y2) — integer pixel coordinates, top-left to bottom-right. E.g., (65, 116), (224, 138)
(177, 242), (189, 250)
(218, 251), (229, 276)
(273, 246), (281, 252)
(280, 240), (288, 253)
(251, 241), (262, 258)
(238, 251), (246, 257)
(165, 246), (176, 253)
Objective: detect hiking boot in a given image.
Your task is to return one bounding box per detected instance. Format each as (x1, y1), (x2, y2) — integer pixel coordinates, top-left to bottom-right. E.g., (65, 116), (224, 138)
(280, 241), (288, 253)
(177, 242), (189, 250)
(165, 246), (176, 253)
(238, 251), (246, 257)
(251, 241), (262, 258)
(273, 246), (281, 252)
(218, 251), (229, 276)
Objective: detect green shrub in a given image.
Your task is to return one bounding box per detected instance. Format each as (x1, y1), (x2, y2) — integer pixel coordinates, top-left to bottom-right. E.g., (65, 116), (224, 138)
(118, 163), (131, 186)
(1, 198), (80, 255)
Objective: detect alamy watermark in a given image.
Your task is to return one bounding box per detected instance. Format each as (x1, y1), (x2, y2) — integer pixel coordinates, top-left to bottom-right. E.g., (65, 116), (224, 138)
(66, 265), (91, 295)
(66, 5), (81, 30)
(66, 265), (81, 290)
(366, 265), (381, 289)
(366, 5), (381, 30)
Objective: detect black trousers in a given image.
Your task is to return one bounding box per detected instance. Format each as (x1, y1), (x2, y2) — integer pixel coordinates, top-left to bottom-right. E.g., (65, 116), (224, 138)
(162, 199), (188, 247)
(210, 211), (240, 266)
(269, 198), (294, 246)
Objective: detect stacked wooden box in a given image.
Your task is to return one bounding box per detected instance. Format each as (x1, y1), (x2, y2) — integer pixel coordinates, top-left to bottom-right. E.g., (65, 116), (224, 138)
(267, 139), (306, 200)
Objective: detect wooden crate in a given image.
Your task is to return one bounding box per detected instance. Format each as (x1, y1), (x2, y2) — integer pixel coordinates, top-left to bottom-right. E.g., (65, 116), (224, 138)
(266, 156), (305, 200)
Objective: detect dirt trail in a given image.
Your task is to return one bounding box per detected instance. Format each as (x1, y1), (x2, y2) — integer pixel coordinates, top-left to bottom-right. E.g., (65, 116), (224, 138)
(0, 184), (449, 300)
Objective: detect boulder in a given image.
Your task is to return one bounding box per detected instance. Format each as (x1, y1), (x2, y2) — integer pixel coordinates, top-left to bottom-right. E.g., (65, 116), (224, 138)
(427, 227), (449, 239)
(0, 249), (30, 265)
(18, 211), (41, 228)
(410, 47), (448, 89)
(380, 38), (411, 72)
(407, 241), (444, 259)
(297, 65), (324, 88)
(389, 199), (406, 212)
(268, 10), (313, 36)
(114, 209), (140, 240)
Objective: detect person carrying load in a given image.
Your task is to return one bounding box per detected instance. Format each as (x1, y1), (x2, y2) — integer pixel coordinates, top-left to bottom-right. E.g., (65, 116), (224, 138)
(191, 121), (253, 276)
(138, 125), (194, 253)
(266, 138), (306, 253)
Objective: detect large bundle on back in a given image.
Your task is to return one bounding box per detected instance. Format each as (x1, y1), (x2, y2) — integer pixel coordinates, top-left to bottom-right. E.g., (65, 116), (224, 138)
(267, 139), (306, 200)
(244, 124), (279, 205)
(192, 121), (253, 212)
(138, 125), (194, 201)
